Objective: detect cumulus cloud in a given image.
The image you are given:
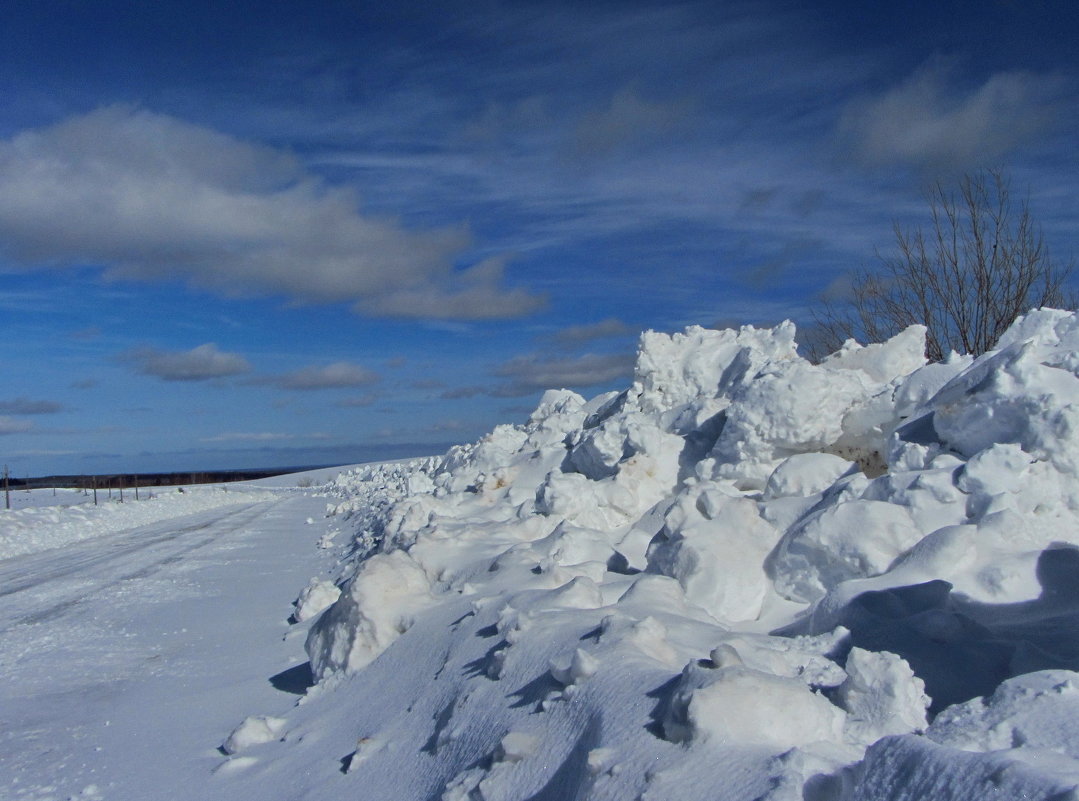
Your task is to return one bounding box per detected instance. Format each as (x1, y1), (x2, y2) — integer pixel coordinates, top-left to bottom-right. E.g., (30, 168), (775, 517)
(0, 416), (33, 435)
(0, 398), (63, 414)
(125, 343), (252, 381)
(0, 106), (542, 320)
(264, 361), (379, 390)
(839, 63), (1063, 169)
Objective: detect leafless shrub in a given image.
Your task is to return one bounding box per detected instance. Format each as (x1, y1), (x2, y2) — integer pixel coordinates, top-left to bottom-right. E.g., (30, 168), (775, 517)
(813, 170), (1074, 362)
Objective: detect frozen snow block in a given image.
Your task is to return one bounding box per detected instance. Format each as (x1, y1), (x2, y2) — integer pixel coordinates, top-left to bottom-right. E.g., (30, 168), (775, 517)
(223, 716), (286, 755)
(838, 732), (1079, 801)
(789, 580), (1012, 715)
(661, 661), (845, 750)
(929, 669), (1079, 757)
(305, 551), (433, 679)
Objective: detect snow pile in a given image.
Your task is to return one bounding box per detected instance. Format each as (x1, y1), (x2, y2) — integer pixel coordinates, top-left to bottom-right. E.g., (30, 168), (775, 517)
(0, 484), (276, 560)
(279, 310), (1079, 800)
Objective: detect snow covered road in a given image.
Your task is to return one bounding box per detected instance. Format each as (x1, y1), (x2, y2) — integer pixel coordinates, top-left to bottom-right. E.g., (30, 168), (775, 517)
(0, 491), (338, 801)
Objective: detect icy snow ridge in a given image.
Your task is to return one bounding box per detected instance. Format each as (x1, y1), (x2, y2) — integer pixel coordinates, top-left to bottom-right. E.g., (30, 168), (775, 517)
(294, 310), (1079, 800)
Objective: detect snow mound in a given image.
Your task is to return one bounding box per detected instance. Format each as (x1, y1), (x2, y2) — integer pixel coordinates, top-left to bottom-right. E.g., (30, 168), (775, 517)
(273, 310), (1079, 800)
(223, 715), (287, 755)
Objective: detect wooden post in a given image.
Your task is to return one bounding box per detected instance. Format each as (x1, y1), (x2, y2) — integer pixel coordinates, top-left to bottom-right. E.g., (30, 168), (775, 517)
(3, 465), (9, 511)
(135, 475), (140, 501)
(93, 476), (98, 506)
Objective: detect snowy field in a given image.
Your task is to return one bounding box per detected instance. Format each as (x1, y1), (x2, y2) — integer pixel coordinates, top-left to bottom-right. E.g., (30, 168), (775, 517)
(7, 310), (1079, 800)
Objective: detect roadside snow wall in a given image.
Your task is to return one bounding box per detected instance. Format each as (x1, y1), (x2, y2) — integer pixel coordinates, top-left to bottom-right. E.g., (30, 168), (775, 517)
(298, 309), (1079, 801)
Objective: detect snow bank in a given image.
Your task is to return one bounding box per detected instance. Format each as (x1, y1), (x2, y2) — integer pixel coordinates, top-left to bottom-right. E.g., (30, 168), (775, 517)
(287, 310), (1079, 799)
(0, 485), (276, 560)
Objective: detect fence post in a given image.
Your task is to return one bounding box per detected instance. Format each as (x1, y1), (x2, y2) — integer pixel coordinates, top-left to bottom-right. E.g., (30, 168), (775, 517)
(3, 465), (9, 511)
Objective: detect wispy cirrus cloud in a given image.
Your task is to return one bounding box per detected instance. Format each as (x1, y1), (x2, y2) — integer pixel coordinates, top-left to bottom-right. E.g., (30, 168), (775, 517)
(0, 416), (33, 435)
(354, 255), (544, 320)
(838, 62), (1065, 169)
(493, 351), (635, 396)
(0, 397), (64, 415)
(336, 392), (381, 408)
(124, 343), (252, 382)
(200, 432), (295, 443)
(550, 317), (633, 349)
(572, 86), (693, 159)
(260, 361), (379, 391)
(442, 350), (635, 400)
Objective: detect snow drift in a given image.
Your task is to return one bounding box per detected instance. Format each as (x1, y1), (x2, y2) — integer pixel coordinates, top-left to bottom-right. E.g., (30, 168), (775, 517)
(288, 310), (1079, 800)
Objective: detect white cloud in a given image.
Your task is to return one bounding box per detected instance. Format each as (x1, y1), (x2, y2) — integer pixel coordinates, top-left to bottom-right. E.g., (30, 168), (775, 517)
(200, 432), (295, 443)
(839, 63), (1063, 169)
(337, 392), (381, 407)
(125, 343), (252, 381)
(267, 361), (379, 390)
(493, 351), (635, 396)
(0, 106), (542, 320)
(354, 255), (545, 319)
(0, 416), (33, 435)
(551, 317), (633, 348)
(0, 398), (63, 415)
(573, 86), (692, 158)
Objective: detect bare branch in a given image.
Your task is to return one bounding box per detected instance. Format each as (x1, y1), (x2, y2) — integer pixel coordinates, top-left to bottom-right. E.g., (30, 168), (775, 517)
(812, 169), (1074, 363)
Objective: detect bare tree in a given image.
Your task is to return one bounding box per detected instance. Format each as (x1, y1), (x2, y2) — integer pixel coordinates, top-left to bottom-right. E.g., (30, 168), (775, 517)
(814, 170), (1074, 362)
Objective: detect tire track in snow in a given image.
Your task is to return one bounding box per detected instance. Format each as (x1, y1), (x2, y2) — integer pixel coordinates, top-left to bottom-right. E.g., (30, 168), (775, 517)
(0, 500), (277, 630)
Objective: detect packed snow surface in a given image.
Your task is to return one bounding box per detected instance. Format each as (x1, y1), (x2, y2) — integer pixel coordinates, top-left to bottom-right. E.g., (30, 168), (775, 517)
(0, 483), (276, 560)
(10, 310), (1079, 801)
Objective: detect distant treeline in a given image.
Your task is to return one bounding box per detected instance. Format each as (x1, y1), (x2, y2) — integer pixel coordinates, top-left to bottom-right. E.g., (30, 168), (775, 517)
(7, 466), (338, 491)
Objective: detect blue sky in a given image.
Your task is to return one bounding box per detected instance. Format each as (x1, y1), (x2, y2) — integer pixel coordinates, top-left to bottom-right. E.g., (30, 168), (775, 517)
(1, 0), (1077, 476)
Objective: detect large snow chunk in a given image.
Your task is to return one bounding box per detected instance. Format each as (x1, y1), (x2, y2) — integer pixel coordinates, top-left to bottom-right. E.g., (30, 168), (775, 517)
(648, 486), (779, 623)
(305, 550), (433, 680)
(663, 662), (845, 750)
(293, 578), (341, 623)
(928, 670), (1079, 757)
(764, 453), (856, 499)
(838, 647), (929, 746)
(843, 733), (1079, 801)
(712, 360), (870, 484)
(994, 307), (1079, 363)
(222, 715), (287, 755)
(771, 500), (922, 603)
(820, 325), (927, 383)
(632, 322), (799, 426)
(930, 338), (1079, 474)
(710, 325), (928, 487)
